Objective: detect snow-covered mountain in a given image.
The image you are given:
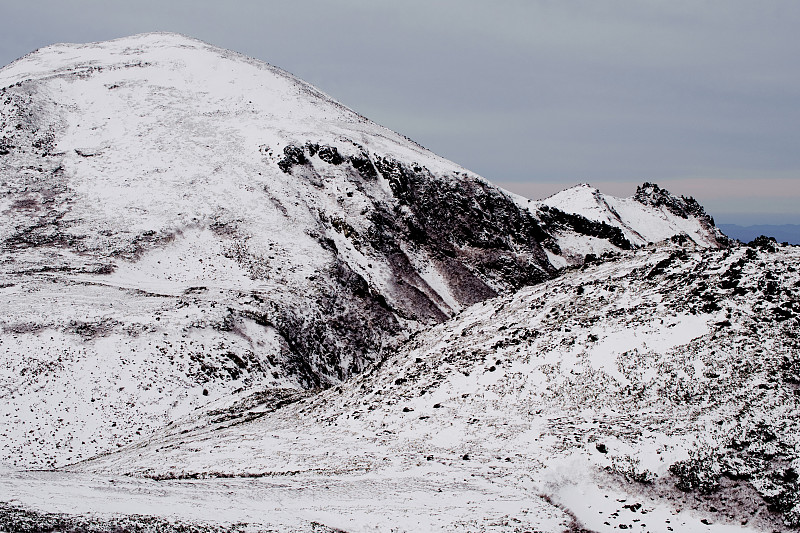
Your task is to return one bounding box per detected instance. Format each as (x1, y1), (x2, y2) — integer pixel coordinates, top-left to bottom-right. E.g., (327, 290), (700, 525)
(50, 243), (800, 532)
(0, 33), (727, 473)
(529, 182), (727, 268)
(0, 33), (770, 533)
(0, 32), (555, 469)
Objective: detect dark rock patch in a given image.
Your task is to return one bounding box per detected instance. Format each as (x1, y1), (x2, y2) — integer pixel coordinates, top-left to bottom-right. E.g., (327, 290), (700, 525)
(277, 144), (309, 174)
(538, 204), (632, 250)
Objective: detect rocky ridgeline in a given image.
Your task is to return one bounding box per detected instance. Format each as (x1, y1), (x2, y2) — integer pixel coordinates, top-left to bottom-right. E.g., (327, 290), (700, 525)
(277, 141), (556, 305)
(634, 182), (710, 221)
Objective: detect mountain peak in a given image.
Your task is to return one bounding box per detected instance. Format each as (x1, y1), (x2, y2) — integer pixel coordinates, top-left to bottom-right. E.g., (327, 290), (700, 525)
(633, 181), (709, 220)
(2, 32), (206, 85)
(542, 182), (599, 199)
(62, 31), (206, 48)
(0, 34), (560, 468)
(535, 181), (728, 261)
(1, 34), (726, 474)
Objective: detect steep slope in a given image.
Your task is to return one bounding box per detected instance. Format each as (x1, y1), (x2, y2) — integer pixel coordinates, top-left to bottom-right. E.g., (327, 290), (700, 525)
(74, 243), (800, 532)
(0, 33), (726, 472)
(0, 33), (558, 469)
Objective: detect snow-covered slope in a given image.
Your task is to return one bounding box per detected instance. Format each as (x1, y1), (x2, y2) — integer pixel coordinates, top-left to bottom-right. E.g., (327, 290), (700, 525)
(68, 243), (800, 532)
(0, 33), (560, 468)
(1, 33), (726, 475)
(530, 183), (728, 268)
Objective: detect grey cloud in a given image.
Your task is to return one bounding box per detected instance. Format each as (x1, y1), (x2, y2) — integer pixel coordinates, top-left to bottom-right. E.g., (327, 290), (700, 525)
(1, 0), (799, 222)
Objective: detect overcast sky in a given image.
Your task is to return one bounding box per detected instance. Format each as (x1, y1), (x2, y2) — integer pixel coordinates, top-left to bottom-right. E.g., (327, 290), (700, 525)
(2, 1), (799, 224)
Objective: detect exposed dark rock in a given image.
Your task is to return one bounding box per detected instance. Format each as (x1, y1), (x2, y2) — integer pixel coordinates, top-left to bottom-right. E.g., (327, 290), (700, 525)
(748, 235), (778, 252)
(0, 502), (251, 533)
(670, 449), (723, 493)
(277, 144), (309, 173)
(538, 204), (632, 250)
(349, 153), (377, 180)
(634, 182), (707, 220)
(4, 210), (83, 251)
(368, 156), (556, 293)
(317, 144), (344, 165)
(647, 256), (673, 279)
(241, 258), (401, 387)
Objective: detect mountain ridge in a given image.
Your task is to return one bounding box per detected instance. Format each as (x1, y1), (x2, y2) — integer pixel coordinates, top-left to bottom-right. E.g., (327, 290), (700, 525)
(0, 33), (772, 533)
(718, 223), (800, 245)
(0, 32), (726, 469)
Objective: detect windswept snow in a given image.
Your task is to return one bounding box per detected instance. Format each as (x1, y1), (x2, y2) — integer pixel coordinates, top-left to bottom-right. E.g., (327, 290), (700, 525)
(56, 244), (800, 532)
(0, 33), (778, 533)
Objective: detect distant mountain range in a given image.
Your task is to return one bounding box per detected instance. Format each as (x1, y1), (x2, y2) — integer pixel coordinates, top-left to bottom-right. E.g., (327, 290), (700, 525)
(718, 223), (800, 245)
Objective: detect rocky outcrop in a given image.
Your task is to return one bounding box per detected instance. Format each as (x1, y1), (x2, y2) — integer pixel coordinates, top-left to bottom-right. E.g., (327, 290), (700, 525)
(633, 182), (708, 220)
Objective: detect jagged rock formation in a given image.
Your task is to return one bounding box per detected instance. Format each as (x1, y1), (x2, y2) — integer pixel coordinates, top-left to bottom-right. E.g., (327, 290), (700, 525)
(634, 182), (711, 220)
